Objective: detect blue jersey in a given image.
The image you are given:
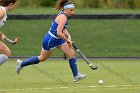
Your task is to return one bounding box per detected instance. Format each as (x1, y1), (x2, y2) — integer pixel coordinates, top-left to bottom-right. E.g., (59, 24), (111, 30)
(42, 12), (68, 51)
(49, 12), (68, 38)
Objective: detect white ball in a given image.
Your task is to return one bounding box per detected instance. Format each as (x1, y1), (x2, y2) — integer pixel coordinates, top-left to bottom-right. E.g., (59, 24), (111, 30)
(99, 80), (103, 85)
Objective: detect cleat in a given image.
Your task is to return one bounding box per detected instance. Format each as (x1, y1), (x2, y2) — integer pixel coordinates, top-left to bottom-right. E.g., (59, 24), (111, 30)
(16, 59), (23, 74)
(73, 73), (87, 82)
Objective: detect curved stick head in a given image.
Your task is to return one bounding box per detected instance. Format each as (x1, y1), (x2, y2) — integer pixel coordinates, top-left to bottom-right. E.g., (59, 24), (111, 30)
(14, 37), (18, 43)
(90, 65), (98, 70)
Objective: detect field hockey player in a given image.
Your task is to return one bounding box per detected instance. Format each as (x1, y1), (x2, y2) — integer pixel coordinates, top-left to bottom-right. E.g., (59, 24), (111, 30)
(0, 0), (16, 65)
(16, 0), (86, 82)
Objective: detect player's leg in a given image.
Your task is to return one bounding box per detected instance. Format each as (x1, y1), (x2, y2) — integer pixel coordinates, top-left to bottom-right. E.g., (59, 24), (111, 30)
(58, 43), (78, 75)
(16, 49), (52, 74)
(21, 49), (52, 67)
(0, 41), (11, 65)
(58, 42), (86, 81)
(16, 33), (54, 74)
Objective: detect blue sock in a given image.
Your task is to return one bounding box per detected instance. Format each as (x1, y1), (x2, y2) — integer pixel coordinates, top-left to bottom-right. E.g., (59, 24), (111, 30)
(69, 57), (78, 77)
(21, 56), (40, 67)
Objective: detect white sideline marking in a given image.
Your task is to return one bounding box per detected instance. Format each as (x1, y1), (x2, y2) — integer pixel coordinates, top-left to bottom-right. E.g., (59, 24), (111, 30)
(121, 85), (133, 87)
(0, 85), (139, 92)
(89, 86), (98, 88)
(104, 85), (116, 88)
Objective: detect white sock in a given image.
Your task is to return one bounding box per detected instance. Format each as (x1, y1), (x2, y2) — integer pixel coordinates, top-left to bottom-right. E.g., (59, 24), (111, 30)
(0, 54), (8, 65)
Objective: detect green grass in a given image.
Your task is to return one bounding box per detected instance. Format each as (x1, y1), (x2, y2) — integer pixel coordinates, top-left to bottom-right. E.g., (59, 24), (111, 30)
(1, 19), (140, 57)
(8, 7), (140, 14)
(0, 59), (140, 93)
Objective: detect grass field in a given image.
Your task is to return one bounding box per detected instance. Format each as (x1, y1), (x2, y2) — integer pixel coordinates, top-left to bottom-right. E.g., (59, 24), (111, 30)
(1, 7), (139, 93)
(1, 19), (140, 57)
(0, 59), (140, 93)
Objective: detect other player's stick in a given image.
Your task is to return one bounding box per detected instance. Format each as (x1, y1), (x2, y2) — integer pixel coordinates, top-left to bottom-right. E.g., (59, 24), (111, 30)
(5, 37), (18, 44)
(0, 32), (17, 44)
(72, 43), (98, 70)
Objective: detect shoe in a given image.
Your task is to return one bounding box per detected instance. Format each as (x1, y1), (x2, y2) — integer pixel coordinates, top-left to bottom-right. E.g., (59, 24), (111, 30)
(73, 73), (87, 82)
(16, 59), (23, 74)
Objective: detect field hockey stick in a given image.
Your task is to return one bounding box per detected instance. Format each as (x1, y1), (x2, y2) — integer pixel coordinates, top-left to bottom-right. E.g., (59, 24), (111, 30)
(72, 43), (98, 70)
(5, 37), (18, 44)
(0, 33), (17, 44)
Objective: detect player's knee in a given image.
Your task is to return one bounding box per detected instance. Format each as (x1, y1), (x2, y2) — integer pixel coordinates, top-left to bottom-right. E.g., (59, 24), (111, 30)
(4, 51), (11, 57)
(38, 56), (47, 62)
(67, 51), (75, 59)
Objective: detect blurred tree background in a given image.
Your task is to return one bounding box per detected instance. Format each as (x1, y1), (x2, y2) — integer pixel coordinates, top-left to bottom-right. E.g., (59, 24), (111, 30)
(16, 0), (140, 9)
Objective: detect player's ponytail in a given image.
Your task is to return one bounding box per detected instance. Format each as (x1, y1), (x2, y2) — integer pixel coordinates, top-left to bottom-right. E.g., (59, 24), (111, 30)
(0, 0), (16, 7)
(54, 0), (73, 10)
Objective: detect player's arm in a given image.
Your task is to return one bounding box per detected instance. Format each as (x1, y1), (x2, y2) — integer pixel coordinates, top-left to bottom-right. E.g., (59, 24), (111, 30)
(0, 9), (6, 40)
(0, 9), (5, 19)
(64, 29), (71, 41)
(57, 14), (71, 43)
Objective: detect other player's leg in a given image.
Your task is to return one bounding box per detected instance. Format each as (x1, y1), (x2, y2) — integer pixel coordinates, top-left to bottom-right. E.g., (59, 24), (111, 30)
(0, 41), (11, 65)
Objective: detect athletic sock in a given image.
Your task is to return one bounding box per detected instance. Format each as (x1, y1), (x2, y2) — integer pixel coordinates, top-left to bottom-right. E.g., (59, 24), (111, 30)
(21, 56), (40, 67)
(69, 57), (78, 77)
(0, 54), (8, 65)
